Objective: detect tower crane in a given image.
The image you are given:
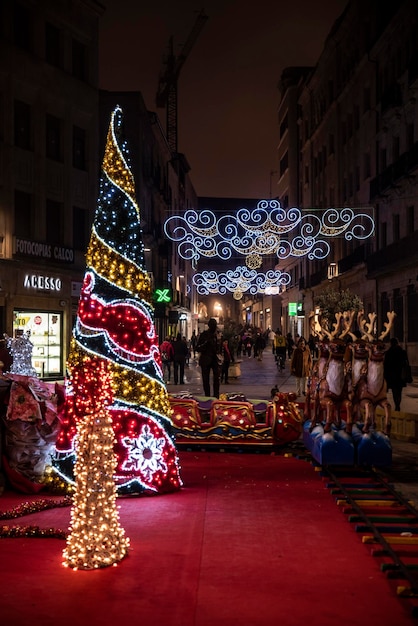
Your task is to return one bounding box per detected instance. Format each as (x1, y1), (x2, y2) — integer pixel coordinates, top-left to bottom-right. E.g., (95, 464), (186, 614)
(156, 9), (208, 154)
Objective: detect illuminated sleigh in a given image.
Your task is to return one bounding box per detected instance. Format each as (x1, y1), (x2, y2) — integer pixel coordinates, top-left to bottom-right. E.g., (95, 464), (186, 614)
(169, 392), (303, 448)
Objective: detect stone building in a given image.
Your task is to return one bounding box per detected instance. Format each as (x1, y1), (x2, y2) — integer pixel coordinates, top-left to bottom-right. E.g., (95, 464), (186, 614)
(275, 0), (418, 367)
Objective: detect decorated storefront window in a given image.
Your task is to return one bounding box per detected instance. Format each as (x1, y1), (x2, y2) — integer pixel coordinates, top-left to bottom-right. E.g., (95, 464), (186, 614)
(13, 310), (63, 377)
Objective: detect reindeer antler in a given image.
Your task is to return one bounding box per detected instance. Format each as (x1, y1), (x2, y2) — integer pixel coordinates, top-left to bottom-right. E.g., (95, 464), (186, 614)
(339, 310), (356, 340)
(357, 310), (374, 341)
(378, 310), (396, 341)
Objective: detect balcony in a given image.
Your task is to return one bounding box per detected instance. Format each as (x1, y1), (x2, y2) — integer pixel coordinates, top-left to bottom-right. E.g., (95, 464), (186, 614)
(380, 84), (402, 114)
(338, 245), (366, 274)
(370, 141), (418, 199)
(367, 231), (418, 277)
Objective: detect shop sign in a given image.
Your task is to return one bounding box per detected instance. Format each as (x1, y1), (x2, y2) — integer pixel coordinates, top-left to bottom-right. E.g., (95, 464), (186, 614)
(15, 238), (74, 263)
(24, 274), (62, 291)
(289, 302), (304, 317)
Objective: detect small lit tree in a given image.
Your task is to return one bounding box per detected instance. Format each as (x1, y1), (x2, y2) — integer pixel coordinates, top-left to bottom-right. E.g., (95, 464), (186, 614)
(63, 357), (129, 570)
(315, 287), (363, 329)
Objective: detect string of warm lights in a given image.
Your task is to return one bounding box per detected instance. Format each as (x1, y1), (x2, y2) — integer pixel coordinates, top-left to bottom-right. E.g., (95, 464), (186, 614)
(164, 200), (375, 263)
(62, 358), (129, 570)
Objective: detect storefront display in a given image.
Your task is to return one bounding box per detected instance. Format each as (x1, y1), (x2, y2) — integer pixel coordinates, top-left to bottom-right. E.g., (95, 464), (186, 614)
(13, 310), (63, 378)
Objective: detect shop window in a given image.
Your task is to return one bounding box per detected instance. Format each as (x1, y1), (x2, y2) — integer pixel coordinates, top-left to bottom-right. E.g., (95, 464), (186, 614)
(13, 310), (63, 378)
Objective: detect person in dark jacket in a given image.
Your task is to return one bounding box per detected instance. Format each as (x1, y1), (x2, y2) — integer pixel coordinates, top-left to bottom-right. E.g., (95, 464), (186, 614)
(196, 318), (220, 397)
(384, 337), (409, 411)
(220, 338), (232, 384)
(172, 333), (189, 385)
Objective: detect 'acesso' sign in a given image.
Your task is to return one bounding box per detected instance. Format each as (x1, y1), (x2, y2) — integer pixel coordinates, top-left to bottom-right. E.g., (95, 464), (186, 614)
(24, 274), (62, 291)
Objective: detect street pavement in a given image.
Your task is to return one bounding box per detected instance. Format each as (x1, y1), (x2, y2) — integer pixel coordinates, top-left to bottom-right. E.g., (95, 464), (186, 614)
(169, 347), (418, 413)
(167, 348), (418, 504)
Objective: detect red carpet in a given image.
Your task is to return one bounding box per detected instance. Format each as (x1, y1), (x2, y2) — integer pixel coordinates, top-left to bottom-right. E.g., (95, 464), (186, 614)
(0, 452), (416, 625)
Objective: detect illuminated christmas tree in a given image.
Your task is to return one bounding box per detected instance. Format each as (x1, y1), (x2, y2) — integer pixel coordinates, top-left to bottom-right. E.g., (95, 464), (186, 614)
(54, 105), (181, 495)
(63, 357), (129, 569)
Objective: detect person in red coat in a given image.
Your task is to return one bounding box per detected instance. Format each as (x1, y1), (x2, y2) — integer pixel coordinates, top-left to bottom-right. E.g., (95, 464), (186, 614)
(160, 336), (174, 383)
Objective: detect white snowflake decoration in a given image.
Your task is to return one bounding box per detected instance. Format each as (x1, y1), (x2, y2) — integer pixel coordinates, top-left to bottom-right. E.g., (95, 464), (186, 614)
(121, 424), (167, 481)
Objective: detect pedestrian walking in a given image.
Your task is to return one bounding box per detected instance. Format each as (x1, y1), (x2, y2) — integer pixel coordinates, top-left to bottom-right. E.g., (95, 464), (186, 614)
(191, 330), (198, 359)
(254, 332), (266, 361)
(290, 337), (312, 397)
(244, 335), (253, 357)
(196, 318), (221, 398)
(160, 336), (174, 383)
(172, 333), (189, 385)
(286, 332), (295, 359)
(384, 337), (410, 411)
(220, 338), (232, 383)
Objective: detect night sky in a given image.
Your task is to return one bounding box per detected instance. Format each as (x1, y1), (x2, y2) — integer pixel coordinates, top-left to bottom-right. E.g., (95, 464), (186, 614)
(99, 0), (348, 199)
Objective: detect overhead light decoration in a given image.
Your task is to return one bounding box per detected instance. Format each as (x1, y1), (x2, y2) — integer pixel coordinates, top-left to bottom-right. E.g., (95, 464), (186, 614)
(192, 265), (291, 296)
(164, 200), (375, 263)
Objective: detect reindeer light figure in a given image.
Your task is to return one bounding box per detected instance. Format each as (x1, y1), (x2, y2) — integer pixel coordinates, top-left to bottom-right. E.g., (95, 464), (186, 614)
(349, 311), (395, 435)
(306, 311), (353, 434)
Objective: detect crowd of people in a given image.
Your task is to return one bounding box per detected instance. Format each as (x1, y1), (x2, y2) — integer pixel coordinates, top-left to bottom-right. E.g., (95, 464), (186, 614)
(160, 323), (414, 411)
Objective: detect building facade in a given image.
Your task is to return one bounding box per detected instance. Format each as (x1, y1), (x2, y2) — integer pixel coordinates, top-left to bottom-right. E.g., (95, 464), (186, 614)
(0, 0), (199, 378)
(274, 0), (418, 368)
(0, 0), (104, 377)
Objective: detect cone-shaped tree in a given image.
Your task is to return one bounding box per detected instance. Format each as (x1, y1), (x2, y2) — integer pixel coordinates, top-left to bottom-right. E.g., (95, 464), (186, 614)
(63, 357), (129, 569)
(55, 106), (181, 495)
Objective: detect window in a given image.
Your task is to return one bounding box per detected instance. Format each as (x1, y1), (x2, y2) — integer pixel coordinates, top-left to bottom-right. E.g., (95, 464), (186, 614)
(14, 100), (31, 150)
(355, 166), (360, 191)
(13, 3), (32, 51)
(393, 214), (400, 241)
(279, 114), (288, 138)
(363, 151), (371, 179)
(392, 136), (400, 161)
(72, 39), (87, 81)
(73, 207), (88, 251)
(13, 311), (63, 378)
(14, 190), (32, 238)
(46, 114), (61, 161)
(380, 221), (387, 248)
(363, 87), (371, 113)
(46, 199), (63, 244)
(407, 123), (415, 150)
(393, 288), (404, 340)
(354, 105), (360, 130)
(380, 147), (387, 171)
(45, 22), (62, 67)
(279, 151), (288, 177)
(407, 289), (418, 341)
(328, 133), (334, 155)
(73, 126), (86, 170)
(407, 205), (415, 232)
